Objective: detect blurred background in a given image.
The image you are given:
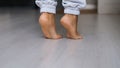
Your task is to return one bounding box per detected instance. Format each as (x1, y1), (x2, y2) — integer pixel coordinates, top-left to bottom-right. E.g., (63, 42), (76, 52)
(0, 0), (120, 14)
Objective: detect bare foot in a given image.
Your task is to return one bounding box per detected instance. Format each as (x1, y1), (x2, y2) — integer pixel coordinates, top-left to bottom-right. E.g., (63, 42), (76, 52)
(60, 14), (83, 39)
(39, 12), (62, 39)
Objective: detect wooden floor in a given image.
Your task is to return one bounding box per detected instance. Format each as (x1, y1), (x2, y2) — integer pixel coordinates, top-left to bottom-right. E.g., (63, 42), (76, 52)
(0, 8), (120, 68)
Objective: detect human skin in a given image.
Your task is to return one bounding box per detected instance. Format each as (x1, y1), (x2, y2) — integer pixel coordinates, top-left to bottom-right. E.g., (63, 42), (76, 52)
(39, 12), (83, 39)
(60, 14), (83, 39)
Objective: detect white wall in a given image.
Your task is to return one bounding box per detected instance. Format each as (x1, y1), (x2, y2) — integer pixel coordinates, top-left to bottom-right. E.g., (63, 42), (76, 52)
(84, 0), (97, 10)
(98, 0), (120, 14)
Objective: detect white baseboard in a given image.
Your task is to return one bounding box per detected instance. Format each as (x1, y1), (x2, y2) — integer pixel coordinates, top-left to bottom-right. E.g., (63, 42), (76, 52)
(81, 4), (97, 10)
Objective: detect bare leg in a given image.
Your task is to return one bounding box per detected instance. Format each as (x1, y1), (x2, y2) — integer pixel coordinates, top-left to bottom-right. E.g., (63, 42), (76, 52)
(60, 14), (83, 39)
(39, 12), (62, 39)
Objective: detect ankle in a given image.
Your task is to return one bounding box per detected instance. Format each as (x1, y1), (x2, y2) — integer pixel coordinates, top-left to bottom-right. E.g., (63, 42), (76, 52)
(65, 14), (77, 17)
(41, 12), (55, 16)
